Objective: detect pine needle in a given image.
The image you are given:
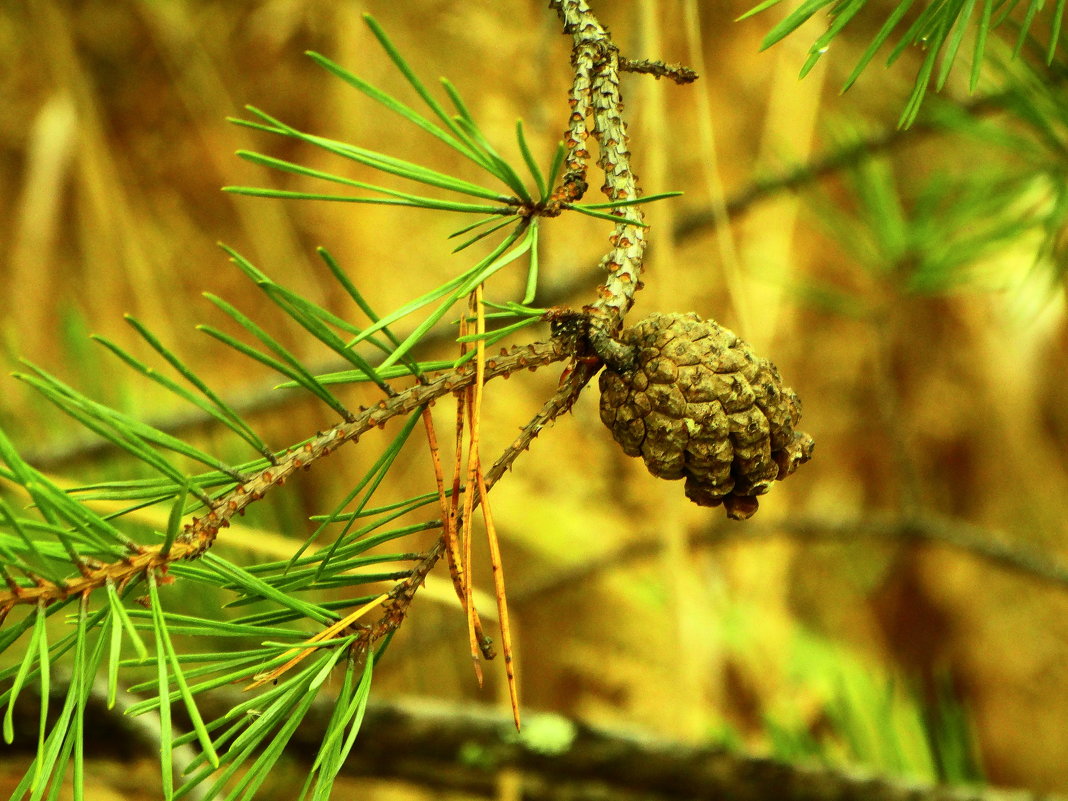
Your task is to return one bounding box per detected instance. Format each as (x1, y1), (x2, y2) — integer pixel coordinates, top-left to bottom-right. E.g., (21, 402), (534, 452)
(244, 593), (389, 690)
(475, 464), (520, 730)
(458, 294), (485, 687)
(421, 403), (491, 680)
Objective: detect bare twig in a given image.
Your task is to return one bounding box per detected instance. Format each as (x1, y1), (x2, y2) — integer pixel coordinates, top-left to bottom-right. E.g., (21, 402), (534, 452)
(620, 57), (699, 84)
(515, 513), (1068, 602)
(306, 697), (1055, 801)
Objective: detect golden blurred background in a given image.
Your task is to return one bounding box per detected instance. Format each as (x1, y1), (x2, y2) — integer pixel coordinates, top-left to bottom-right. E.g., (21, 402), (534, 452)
(2, 0), (1068, 798)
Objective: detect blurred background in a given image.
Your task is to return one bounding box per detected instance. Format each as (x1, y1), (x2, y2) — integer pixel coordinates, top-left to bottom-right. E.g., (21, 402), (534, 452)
(2, 0), (1068, 798)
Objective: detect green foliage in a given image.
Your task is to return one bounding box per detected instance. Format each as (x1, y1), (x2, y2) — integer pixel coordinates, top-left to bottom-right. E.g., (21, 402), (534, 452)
(808, 153), (1049, 296)
(741, 0), (1068, 125)
(778, 47), (1068, 317)
(716, 610), (983, 783)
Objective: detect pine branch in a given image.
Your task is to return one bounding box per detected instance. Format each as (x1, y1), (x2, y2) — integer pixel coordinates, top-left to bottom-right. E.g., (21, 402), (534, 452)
(0, 340), (568, 614)
(16, 274), (593, 473)
(742, 0), (1068, 126)
(3, 0), (667, 617)
(7, 687), (1059, 801)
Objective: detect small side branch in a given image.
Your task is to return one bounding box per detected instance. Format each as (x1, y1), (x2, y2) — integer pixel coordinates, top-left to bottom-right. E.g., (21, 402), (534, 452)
(0, 339), (570, 614)
(620, 57), (699, 84)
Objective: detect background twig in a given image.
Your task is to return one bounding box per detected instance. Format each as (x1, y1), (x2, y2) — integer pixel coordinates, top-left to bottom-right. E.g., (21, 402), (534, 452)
(4, 685), (1060, 801)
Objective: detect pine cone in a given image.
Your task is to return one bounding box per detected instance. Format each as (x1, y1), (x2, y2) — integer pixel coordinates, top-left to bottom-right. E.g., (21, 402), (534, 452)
(598, 312), (813, 519)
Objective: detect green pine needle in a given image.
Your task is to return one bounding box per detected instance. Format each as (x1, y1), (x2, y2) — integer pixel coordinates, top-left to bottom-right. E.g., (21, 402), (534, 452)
(747, 0), (1067, 124)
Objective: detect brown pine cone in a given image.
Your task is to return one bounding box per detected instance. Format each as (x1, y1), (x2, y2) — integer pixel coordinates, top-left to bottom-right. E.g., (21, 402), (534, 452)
(598, 312), (813, 519)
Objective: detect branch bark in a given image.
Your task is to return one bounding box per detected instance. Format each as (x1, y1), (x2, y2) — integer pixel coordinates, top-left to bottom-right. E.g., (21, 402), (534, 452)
(5, 687), (1060, 801)
(0, 339), (569, 612)
(550, 0), (649, 336)
(514, 513), (1068, 606)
